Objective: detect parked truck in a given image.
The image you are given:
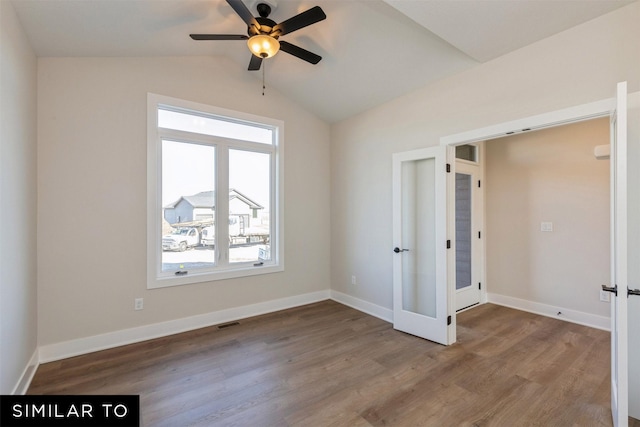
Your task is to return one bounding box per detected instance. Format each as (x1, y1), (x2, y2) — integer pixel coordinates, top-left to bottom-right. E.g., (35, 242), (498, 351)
(201, 226), (215, 247)
(162, 227), (200, 252)
(200, 219), (269, 248)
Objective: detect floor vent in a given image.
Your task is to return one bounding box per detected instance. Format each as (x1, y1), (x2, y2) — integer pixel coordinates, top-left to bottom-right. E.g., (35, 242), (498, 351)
(217, 321), (240, 329)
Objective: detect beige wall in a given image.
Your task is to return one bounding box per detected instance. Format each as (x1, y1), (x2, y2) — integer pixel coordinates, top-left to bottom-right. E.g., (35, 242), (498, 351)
(37, 56), (331, 346)
(330, 2), (639, 310)
(485, 118), (610, 317)
(0, 0), (39, 393)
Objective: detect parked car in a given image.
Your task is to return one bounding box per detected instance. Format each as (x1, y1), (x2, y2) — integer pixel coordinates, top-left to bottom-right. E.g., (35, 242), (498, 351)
(162, 228), (199, 252)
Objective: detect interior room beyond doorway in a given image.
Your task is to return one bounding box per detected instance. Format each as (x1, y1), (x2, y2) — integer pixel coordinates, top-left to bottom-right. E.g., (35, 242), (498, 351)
(481, 117), (610, 325)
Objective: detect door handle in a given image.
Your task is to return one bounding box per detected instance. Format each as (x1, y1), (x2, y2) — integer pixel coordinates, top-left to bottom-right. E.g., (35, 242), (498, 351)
(393, 247), (409, 253)
(628, 288), (640, 297)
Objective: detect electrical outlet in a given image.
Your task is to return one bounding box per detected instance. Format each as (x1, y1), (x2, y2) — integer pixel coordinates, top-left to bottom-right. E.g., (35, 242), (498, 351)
(351, 275), (356, 285)
(134, 298), (144, 310)
(599, 290), (610, 302)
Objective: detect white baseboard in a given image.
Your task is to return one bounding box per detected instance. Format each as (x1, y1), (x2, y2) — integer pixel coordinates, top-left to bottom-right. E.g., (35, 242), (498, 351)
(487, 293), (610, 331)
(11, 348), (39, 395)
(330, 290), (393, 323)
(24, 290), (609, 393)
(33, 290), (610, 366)
(39, 290), (330, 363)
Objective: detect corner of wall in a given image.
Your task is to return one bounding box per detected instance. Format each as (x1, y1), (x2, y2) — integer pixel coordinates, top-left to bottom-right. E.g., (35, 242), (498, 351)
(0, 0), (39, 395)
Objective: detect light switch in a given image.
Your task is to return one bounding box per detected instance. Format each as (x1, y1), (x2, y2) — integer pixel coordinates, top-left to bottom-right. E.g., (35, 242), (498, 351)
(541, 222), (553, 232)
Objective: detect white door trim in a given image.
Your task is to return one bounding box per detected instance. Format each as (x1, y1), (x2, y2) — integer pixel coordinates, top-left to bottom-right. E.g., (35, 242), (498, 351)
(440, 98), (615, 146)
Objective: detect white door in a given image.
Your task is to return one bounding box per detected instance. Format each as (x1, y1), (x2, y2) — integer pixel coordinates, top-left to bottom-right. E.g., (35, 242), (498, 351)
(455, 161), (482, 311)
(392, 146), (452, 345)
(606, 81), (629, 427)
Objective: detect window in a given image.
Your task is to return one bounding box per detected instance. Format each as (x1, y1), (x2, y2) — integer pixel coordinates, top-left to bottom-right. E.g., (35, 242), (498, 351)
(455, 144), (478, 162)
(147, 94), (283, 288)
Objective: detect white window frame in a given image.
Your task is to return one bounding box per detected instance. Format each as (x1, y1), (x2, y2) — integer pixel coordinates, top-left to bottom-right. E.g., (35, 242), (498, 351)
(147, 93), (284, 289)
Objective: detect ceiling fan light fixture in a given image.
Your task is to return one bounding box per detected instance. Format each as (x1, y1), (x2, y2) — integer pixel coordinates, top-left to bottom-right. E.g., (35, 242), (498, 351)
(247, 34), (280, 58)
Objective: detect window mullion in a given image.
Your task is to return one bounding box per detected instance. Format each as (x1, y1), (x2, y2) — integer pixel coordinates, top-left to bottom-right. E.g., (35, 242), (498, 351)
(271, 151), (278, 264)
(216, 144), (230, 267)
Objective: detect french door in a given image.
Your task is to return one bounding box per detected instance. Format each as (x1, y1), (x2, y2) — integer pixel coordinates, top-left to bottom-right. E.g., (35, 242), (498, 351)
(607, 81), (629, 427)
(392, 146), (452, 345)
(455, 161), (482, 311)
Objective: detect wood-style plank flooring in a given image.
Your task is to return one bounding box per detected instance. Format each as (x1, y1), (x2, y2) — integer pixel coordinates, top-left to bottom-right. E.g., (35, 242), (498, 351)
(28, 301), (613, 426)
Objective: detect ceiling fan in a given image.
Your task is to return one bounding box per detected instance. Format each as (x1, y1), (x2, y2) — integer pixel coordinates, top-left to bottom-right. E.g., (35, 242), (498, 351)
(190, 0), (326, 71)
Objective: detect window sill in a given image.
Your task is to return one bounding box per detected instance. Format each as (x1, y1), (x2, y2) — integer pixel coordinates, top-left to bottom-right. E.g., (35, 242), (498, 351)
(148, 263), (284, 289)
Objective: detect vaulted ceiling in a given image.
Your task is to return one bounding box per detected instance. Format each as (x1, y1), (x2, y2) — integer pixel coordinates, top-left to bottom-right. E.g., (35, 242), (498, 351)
(11, 0), (634, 123)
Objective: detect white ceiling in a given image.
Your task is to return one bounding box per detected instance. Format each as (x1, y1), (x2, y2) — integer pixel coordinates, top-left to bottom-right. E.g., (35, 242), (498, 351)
(11, 0), (634, 123)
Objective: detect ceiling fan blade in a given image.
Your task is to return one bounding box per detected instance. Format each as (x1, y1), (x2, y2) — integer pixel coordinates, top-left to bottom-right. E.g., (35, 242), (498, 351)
(226, 0), (259, 30)
(190, 34), (248, 40)
(248, 54), (263, 71)
(272, 6), (326, 36)
(279, 41), (322, 64)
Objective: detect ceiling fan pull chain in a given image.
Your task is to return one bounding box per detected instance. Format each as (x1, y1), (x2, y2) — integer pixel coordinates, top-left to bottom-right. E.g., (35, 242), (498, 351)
(262, 60), (266, 96)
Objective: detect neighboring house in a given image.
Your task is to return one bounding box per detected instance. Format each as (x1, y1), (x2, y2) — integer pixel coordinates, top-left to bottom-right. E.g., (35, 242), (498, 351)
(163, 189), (264, 231)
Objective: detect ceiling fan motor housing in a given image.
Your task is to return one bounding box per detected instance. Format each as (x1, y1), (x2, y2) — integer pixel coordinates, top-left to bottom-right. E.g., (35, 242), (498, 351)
(249, 3), (278, 37)
(250, 16), (278, 37)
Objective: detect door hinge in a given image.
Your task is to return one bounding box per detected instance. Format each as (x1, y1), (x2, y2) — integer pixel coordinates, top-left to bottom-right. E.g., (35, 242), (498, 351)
(478, 180), (481, 188)
(478, 231), (481, 239)
(446, 240), (451, 249)
(447, 315), (452, 325)
(479, 282), (482, 290)
(446, 163), (451, 173)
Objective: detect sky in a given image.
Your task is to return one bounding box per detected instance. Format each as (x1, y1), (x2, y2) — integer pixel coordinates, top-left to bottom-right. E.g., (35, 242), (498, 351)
(161, 140), (271, 210)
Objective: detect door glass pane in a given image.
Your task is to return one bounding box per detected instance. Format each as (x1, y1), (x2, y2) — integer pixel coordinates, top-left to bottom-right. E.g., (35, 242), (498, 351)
(229, 149), (271, 264)
(401, 158), (437, 318)
(161, 140), (216, 272)
(456, 173), (472, 290)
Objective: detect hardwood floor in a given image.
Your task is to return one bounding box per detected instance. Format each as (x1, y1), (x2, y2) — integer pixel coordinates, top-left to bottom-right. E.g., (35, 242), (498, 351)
(28, 301), (613, 426)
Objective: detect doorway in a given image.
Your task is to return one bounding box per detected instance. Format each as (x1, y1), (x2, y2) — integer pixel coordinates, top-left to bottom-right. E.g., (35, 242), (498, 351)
(440, 84), (634, 426)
